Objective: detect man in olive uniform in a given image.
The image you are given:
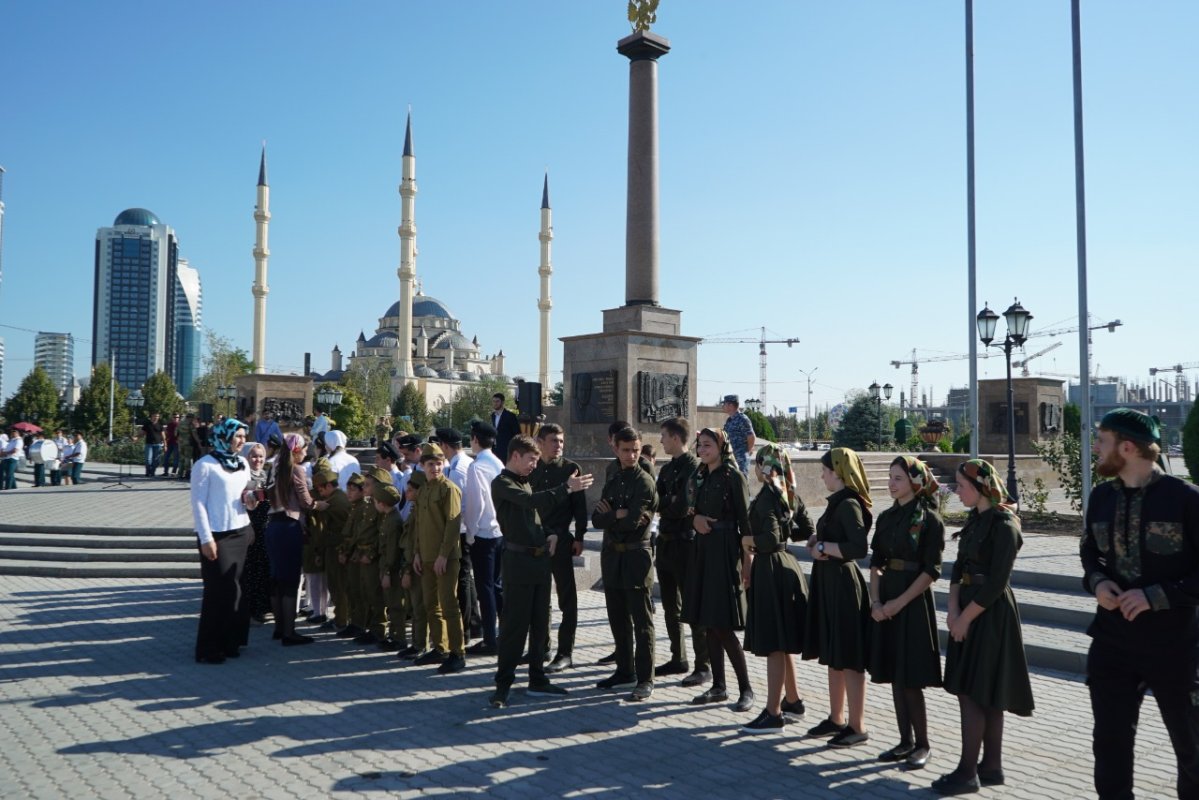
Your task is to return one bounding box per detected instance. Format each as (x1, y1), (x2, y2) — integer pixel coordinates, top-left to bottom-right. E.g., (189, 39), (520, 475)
(314, 467), (351, 631)
(397, 472), (429, 660)
(592, 427), (659, 701)
(375, 483), (408, 651)
(529, 423), (590, 674)
(654, 416), (711, 686)
(412, 443), (468, 674)
(489, 434), (593, 708)
(1081, 408), (1199, 800)
(335, 473), (369, 638)
(375, 417), (391, 448)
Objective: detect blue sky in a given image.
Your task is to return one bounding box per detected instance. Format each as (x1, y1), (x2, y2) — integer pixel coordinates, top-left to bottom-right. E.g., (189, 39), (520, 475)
(1, 1), (1195, 414)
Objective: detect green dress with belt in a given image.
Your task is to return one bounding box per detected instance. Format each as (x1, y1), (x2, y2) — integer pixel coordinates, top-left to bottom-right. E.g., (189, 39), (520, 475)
(682, 463), (751, 630)
(743, 484), (809, 656)
(867, 498), (944, 688)
(803, 488), (872, 671)
(943, 506), (1035, 715)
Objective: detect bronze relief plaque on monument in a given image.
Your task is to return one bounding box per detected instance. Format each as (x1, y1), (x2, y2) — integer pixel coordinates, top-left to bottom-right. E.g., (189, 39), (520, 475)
(638, 371), (688, 422)
(572, 370), (617, 424)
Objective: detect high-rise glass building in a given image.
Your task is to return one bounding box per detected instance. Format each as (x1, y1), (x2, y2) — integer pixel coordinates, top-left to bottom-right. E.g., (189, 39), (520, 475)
(34, 332), (74, 394)
(92, 208), (179, 390)
(173, 258), (202, 396)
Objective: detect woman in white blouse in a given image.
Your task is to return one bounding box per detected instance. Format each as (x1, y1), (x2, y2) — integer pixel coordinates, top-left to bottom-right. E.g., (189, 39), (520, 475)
(191, 418), (259, 664)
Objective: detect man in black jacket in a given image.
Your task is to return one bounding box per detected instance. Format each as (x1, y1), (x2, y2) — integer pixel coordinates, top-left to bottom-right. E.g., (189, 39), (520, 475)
(489, 393), (521, 463)
(1080, 408), (1199, 800)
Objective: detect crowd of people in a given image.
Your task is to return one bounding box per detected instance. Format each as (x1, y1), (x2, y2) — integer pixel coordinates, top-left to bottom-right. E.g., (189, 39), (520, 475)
(0, 427), (89, 489)
(185, 401), (1198, 799)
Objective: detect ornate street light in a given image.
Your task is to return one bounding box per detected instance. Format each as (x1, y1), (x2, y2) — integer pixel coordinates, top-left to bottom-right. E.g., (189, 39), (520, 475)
(216, 385), (236, 417)
(868, 382), (893, 448)
(977, 298), (1034, 503)
(126, 390), (145, 438)
(315, 386), (344, 413)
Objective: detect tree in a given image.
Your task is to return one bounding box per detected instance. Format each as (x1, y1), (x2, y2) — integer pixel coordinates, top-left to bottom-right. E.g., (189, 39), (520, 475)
(1032, 431), (1108, 512)
(834, 395), (887, 450)
(1063, 402), (1082, 436)
(71, 362), (129, 440)
(549, 381), (564, 406)
(189, 330), (255, 406)
(767, 413), (797, 442)
(1183, 400), (1199, 482)
(331, 385), (369, 440)
(746, 409), (776, 441)
(432, 377), (511, 431)
(391, 382), (432, 435)
(3, 365), (61, 431)
(140, 371), (184, 418)
(342, 358), (392, 421)
(795, 410), (832, 442)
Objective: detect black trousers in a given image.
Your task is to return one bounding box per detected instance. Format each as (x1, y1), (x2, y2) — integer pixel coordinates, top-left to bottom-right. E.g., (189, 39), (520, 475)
(549, 532), (578, 657)
(458, 534), (481, 636)
(655, 536), (709, 669)
(605, 585), (655, 683)
(1088, 637), (1199, 800)
(195, 526), (252, 659)
(495, 580), (551, 690)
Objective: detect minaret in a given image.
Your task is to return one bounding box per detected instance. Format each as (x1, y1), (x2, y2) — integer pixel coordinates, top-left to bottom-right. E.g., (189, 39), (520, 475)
(537, 172), (553, 392)
(394, 112), (417, 383)
(251, 145), (270, 374)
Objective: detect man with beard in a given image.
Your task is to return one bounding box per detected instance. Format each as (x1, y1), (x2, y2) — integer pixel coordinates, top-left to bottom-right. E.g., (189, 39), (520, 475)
(1081, 408), (1199, 800)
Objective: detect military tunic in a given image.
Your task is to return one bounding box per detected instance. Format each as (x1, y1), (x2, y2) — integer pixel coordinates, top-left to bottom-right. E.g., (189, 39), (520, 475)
(655, 451), (709, 668)
(529, 456), (589, 659)
(413, 476), (464, 656)
(743, 484), (808, 656)
(320, 489), (352, 625)
(346, 498), (384, 637)
(378, 507), (408, 644)
(682, 462), (751, 630)
(867, 498), (944, 689)
(803, 489), (872, 671)
(943, 507), (1033, 715)
(399, 508), (427, 651)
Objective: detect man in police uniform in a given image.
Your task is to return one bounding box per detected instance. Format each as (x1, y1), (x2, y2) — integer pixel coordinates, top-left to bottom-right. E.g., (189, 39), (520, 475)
(489, 434), (593, 708)
(529, 423), (590, 673)
(654, 416), (711, 686)
(1081, 408), (1199, 800)
(592, 427), (659, 701)
(413, 443), (468, 674)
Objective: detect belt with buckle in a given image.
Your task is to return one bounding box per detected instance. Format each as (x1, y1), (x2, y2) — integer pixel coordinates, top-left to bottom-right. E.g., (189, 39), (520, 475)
(886, 559), (921, 572)
(607, 541), (653, 553)
(959, 573), (987, 586)
(509, 544), (548, 557)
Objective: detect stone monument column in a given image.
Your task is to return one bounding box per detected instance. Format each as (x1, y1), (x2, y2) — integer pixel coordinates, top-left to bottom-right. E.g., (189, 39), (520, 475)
(618, 31), (670, 307)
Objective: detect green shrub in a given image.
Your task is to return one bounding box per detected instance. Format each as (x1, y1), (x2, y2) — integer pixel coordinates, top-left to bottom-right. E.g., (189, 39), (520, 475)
(88, 439), (143, 465)
(952, 432), (971, 453)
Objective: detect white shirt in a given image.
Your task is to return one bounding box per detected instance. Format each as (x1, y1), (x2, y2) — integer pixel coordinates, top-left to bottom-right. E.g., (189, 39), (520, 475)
(462, 448), (503, 542)
(1, 436), (20, 460)
(190, 454), (252, 546)
(310, 414), (329, 438)
(446, 451), (474, 532)
(396, 460), (419, 521)
(326, 449), (361, 492)
(72, 440), (88, 463)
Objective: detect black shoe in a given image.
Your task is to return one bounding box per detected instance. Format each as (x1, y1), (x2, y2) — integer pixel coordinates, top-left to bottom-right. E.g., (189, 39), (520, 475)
(396, 645), (421, 659)
(906, 747), (931, 770)
(806, 718), (848, 738)
(377, 639), (401, 652)
(282, 634), (315, 646)
(595, 672), (637, 691)
(353, 632), (378, 645)
(527, 682), (569, 698)
(828, 727), (869, 748)
(297, 608), (312, 620)
(320, 620), (337, 631)
(336, 625), (362, 639)
(680, 669), (712, 688)
(878, 742), (916, 762)
(743, 710), (785, 734)
(597, 650), (617, 665)
(465, 641), (497, 656)
(195, 654), (226, 665)
(628, 681), (654, 702)
(544, 655), (573, 674)
(977, 766), (1004, 786)
(437, 654), (466, 674)
(931, 772), (980, 795)
(414, 649), (447, 666)
(654, 659), (690, 677)
(306, 614), (328, 625)
(780, 698), (806, 718)
(733, 689), (755, 712)
(490, 688), (510, 708)
(691, 687), (729, 705)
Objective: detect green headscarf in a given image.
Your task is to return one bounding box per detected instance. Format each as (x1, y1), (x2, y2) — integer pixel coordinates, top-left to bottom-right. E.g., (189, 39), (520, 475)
(892, 455), (940, 547)
(756, 442), (798, 513)
(957, 458), (1013, 509)
(829, 447), (872, 508)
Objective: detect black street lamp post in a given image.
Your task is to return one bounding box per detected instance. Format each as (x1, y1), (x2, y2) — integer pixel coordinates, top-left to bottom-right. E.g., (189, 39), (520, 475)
(977, 298), (1033, 503)
(868, 381), (893, 449)
(216, 385), (236, 418)
(316, 386), (344, 415)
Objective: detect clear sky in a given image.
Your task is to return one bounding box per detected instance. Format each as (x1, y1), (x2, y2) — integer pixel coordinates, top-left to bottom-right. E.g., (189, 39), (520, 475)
(1, 1), (1195, 415)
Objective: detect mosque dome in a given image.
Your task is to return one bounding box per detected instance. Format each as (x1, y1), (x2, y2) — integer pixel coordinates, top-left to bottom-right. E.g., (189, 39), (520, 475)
(414, 365), (439, 378)
(384, 295), (455, 320)
(364, 332), (399, 348)
(113, 208), (161, 227)
(433, 332), (474, 351)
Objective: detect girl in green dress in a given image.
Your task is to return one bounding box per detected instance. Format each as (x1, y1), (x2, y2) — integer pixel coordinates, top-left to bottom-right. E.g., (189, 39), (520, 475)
(683, 428), (755, 712)
(741, 443), (813, 733)
(868, 456), (945, 769)
(804, 447), (873, 748)
(932, 459), (1034, 796)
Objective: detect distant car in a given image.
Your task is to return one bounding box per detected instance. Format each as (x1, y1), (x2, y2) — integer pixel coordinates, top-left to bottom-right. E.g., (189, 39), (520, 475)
(817, 443), (831, 450)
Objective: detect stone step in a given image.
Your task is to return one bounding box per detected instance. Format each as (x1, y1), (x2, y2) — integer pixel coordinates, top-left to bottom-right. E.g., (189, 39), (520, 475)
(0, 523), (192, 537)
(0, 546), (197, 564)
(0, 532), (194, 550)
(932, 582), (1094, 630)
(934, 609), (1089, 675)
(0, 559), (200, 579)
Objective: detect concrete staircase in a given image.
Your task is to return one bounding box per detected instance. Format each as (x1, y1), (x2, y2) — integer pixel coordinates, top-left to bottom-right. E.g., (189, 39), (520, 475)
(0, 523), (200, 579)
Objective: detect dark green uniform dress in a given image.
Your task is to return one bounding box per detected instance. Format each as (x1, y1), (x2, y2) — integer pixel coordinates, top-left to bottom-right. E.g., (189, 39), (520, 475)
(804, 489), (872, 671)
(743, 485), (808, 656)
(682, 463), (751, 630)
(943, 507), (1034, 715)
(868, 499), (944, 688)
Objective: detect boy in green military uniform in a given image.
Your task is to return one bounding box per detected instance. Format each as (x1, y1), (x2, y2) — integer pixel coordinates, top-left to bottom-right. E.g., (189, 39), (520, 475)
(335, 473), (368, 638)
(313, 468), (351, 630)
(375, 483), (408, 651)
(347, 468), (391, 646)
(412, 443), (467, 674)
(490, 434), (593, 708)
(397, 472), (429, 660)
(593, 427), (659, 701)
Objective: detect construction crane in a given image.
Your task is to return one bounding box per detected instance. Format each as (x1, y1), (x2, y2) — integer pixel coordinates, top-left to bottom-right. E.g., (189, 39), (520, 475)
(700, 327), (799, 412)
(1015, 341), (1062, 376)
(890, 350), (980, 410)
(1149, 362), (1199, 401)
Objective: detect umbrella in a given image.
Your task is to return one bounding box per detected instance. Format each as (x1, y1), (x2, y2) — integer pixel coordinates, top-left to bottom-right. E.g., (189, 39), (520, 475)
(10, 421), (42, 433)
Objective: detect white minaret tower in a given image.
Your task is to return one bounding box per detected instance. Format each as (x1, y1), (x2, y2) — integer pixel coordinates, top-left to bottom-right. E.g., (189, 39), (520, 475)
(394, 112), (417, 384)
(251, 145), (270, 374)
(537, 172), (553, 392)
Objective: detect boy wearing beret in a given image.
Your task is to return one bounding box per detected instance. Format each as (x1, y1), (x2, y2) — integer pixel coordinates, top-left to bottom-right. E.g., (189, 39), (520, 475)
(397, 471), (429, 660)
(413, 443), (467, 674)
(375, 483), (408, 651)
(335, 473), (368, 638)
(314, 468), (351, 630)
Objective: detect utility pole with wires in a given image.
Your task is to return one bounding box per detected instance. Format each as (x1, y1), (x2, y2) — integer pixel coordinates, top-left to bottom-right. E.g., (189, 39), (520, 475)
(798, 367), (818, 447)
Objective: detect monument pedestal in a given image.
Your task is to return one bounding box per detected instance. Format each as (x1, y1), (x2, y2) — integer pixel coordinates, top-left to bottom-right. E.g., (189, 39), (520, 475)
(235, 373), (313, 431)
(561, 306), (698, 457)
